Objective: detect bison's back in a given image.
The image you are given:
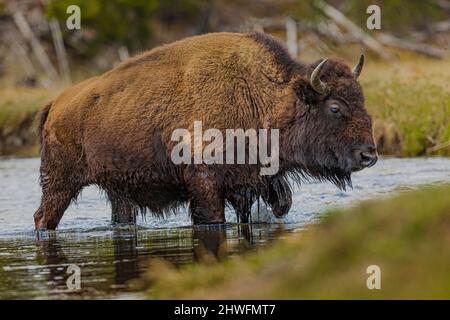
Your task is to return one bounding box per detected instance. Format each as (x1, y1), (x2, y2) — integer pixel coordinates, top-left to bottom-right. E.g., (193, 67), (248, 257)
(43, 32), (295, 175)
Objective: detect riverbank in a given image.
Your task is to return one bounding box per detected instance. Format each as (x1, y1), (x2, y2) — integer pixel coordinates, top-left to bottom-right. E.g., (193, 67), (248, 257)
(0, 57), (449, 157)
(0, 88), (56, 156)
(140, 184), (450, 299)
(362, 56), (450, 156)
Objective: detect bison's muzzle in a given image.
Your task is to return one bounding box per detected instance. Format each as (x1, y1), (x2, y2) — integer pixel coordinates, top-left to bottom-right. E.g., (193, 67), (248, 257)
(352, 144), (378, 172)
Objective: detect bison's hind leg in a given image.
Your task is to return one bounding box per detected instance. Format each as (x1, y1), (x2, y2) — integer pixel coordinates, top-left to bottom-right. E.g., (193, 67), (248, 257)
(34, 187), (82, 230)
(34, 143), (86, 230)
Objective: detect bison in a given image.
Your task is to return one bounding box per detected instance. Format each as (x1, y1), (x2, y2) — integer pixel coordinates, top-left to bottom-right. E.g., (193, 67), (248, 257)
(34, 32), (377, 230)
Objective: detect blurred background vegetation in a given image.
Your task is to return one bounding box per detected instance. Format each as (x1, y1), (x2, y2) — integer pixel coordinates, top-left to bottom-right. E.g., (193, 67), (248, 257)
(0, 0), (449, 156)
(0, 1), (449, 299)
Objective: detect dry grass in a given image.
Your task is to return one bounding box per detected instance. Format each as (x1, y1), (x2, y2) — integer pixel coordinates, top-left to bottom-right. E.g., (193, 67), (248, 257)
(0, 87), (55, 130)
(0, 88), (56, 156)
(362, 56), (450, 156)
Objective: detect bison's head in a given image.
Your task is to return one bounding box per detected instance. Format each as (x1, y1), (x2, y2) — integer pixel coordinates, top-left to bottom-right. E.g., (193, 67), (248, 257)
(280, 55), (377, 189)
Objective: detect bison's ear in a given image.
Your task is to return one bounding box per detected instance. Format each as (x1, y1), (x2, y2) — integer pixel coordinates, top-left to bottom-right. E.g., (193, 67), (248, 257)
(352, 54), (365, 78)
(295, 97), (309, 118)
(293, 76), (318, 109)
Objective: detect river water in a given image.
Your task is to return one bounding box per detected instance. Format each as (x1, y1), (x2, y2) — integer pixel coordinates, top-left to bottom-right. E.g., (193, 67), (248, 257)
(0, 157), (449, 299)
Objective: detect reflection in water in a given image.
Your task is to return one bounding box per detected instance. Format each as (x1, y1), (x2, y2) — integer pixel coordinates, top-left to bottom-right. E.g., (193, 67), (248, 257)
(0, 224), (289, 299)
(35, 234), (69, 294)
(112, 229), (139, 286)
(193, 225), (227, 262)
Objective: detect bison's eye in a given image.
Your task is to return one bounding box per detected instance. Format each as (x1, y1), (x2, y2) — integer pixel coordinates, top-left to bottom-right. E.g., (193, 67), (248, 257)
(330, 104), (340, 114)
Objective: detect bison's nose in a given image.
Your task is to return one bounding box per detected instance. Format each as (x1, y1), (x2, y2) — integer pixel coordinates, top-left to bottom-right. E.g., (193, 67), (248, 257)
(355, 144), (378, 169)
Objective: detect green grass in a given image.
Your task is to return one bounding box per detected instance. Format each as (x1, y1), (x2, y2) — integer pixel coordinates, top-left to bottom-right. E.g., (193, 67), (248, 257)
(140, 184), (450, 299)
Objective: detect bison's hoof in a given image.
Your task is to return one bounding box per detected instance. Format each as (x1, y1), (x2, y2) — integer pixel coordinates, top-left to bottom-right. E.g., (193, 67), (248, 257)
(34, 215), (58, 230)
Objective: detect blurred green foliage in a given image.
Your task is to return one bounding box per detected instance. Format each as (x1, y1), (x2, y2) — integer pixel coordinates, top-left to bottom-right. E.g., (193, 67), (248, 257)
(46, 0), (158, 49)
(43, 0), (447, 55)
(343, 0), (445, 34)
(45, 0), (206, 53)
(292, 0), (445, 35)
(291, 0), (326, 22)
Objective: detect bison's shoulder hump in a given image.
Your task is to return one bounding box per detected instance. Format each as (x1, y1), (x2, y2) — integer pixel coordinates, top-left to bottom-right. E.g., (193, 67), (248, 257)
(246, 32), (297, 83)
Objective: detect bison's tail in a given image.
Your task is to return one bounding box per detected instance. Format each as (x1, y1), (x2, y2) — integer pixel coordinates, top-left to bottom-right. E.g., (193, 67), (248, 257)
(37, 101), (52, 146)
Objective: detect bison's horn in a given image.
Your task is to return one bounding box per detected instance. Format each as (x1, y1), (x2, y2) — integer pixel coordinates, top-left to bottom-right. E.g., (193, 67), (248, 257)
(310, 59), (329, 95)
(352, 54), (365, 78)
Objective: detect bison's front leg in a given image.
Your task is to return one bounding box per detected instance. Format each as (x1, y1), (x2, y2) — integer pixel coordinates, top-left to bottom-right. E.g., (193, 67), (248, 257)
(226, 188), (257, 223)
(263, 178), (292, 218)
(184, 167), (225, 224)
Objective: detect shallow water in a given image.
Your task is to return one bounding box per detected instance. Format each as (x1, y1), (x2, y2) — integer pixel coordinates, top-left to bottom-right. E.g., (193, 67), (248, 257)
(0, 157), (449, 299)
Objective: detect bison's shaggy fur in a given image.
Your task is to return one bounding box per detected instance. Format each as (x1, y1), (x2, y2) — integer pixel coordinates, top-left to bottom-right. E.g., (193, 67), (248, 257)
(34, 32), (376, 230)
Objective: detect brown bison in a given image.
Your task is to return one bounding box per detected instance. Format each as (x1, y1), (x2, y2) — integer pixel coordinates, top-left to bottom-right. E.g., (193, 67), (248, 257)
(34, 32), (377, 230)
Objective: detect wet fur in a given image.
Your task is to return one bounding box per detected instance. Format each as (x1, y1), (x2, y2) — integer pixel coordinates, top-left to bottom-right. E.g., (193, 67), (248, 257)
(35, 32), (374, 229)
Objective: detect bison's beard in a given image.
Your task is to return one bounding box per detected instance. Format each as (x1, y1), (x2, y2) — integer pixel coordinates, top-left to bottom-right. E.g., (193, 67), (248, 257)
(281, 147), (353, 191)
(285, 164), (352, 191)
